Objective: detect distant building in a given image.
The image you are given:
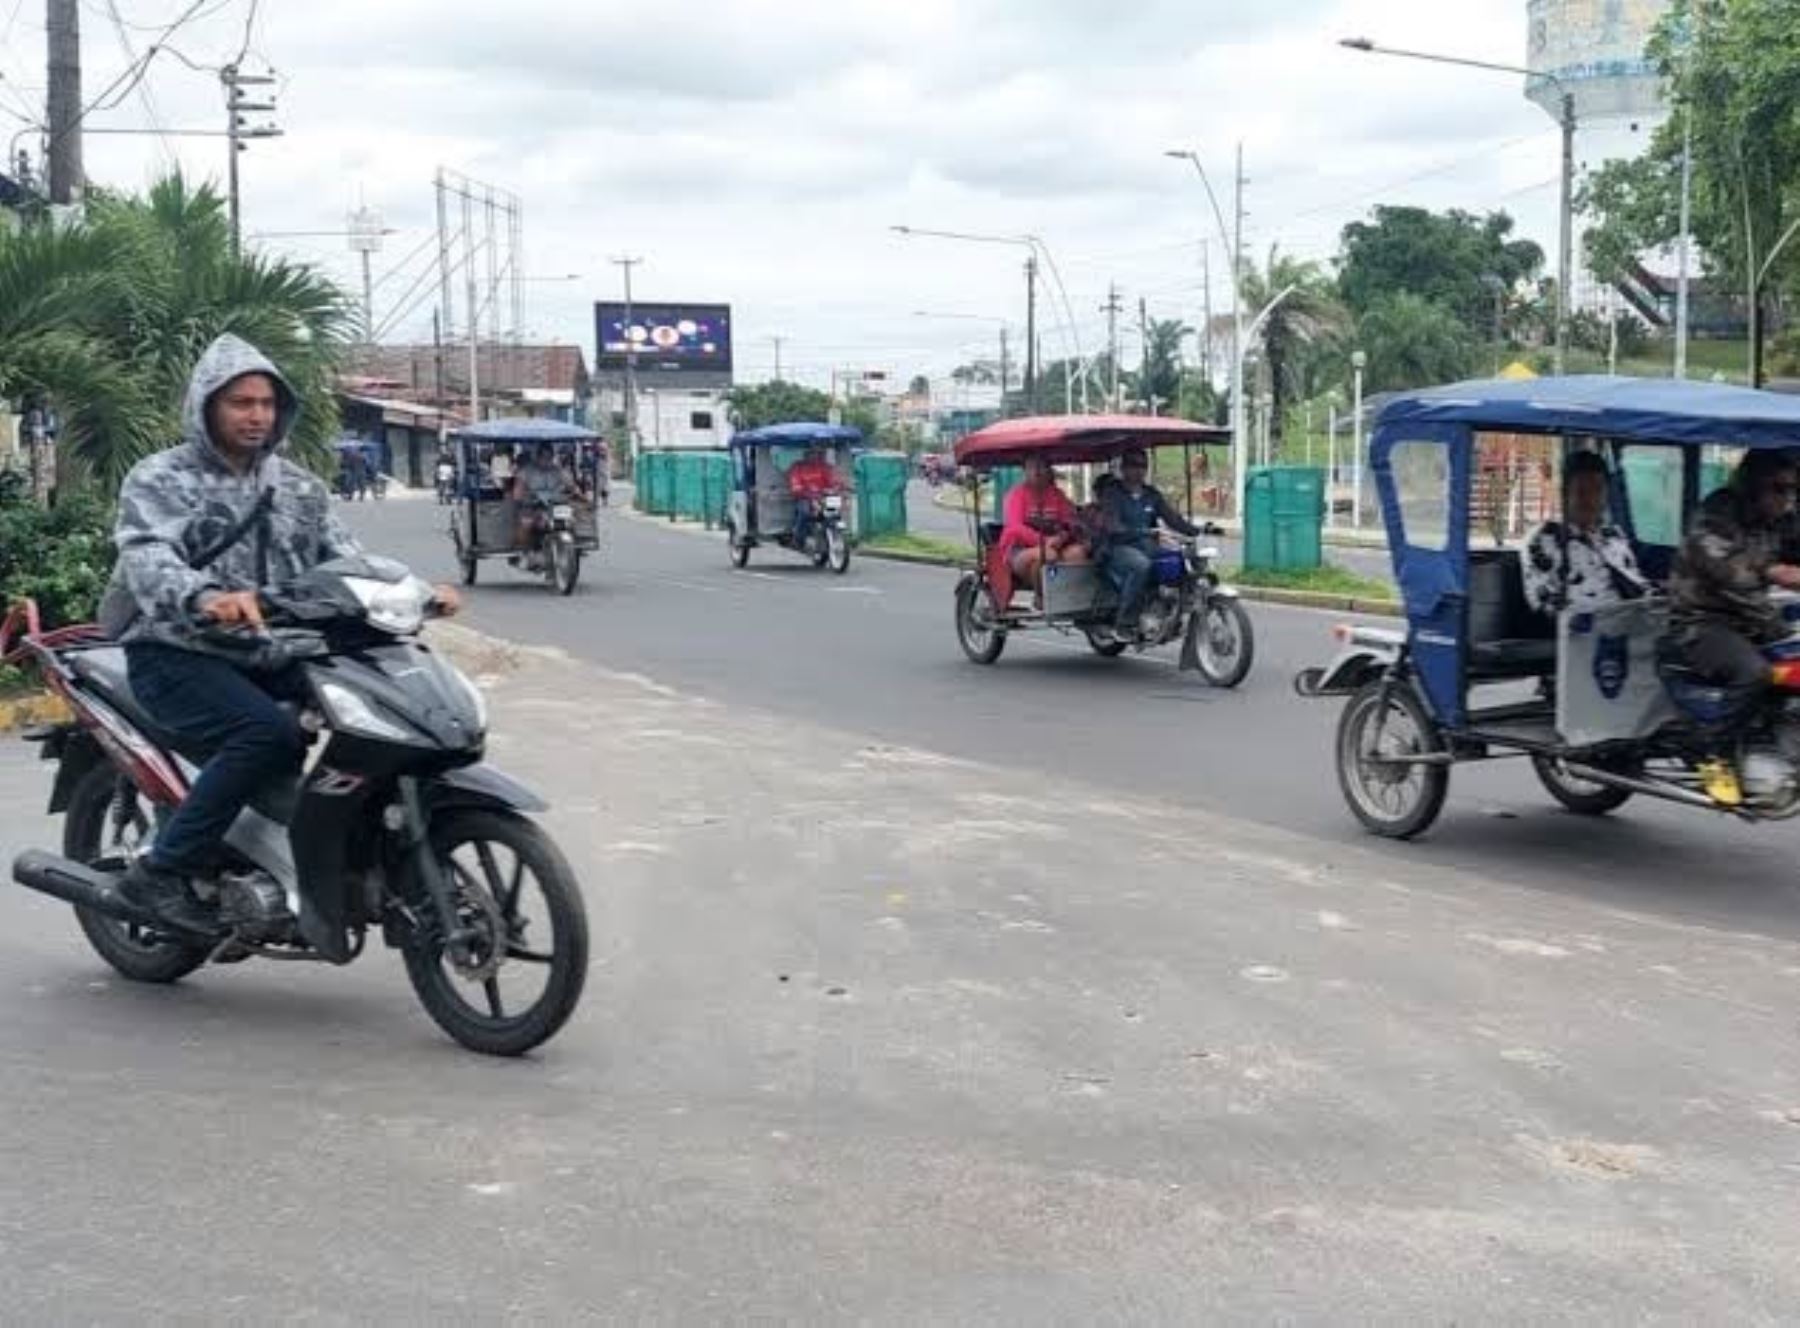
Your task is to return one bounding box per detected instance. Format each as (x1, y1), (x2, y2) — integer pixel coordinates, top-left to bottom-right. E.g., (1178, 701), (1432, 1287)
(343, 343), (593, 424)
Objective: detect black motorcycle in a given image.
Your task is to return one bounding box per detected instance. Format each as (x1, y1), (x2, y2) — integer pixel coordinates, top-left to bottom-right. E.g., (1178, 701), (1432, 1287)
(7, 557), (589, 1057)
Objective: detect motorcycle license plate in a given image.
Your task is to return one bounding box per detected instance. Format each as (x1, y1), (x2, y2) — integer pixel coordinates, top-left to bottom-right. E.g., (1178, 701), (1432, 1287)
(552, 505), (574, 522)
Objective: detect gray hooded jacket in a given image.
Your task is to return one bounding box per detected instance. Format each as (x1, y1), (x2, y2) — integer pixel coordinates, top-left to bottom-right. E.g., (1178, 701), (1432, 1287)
(98, 333), (365, 651)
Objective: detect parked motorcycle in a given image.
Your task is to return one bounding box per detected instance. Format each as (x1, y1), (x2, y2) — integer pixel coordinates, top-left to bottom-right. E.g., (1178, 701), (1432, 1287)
(2, 557), (589, 1057)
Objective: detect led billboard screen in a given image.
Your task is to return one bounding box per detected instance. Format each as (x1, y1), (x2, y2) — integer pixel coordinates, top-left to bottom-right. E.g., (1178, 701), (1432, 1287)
(595, 302), (732, 374)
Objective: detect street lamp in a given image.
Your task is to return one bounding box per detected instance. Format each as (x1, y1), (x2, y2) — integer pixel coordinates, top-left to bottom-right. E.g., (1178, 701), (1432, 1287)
(891, 225), (1091, 413)
(1351, 349), (1368, 530)
(1340, 37), (1576, 377)
(1165, 146), (1247, 518)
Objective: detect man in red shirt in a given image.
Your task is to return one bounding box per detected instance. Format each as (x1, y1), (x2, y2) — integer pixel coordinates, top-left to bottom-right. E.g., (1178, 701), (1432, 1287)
(787, 447), (842, 543)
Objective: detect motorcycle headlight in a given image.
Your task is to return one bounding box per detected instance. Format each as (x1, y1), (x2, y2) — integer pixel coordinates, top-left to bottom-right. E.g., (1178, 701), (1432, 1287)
(316, 679), (413, 742)
(344, 575), (432, 635)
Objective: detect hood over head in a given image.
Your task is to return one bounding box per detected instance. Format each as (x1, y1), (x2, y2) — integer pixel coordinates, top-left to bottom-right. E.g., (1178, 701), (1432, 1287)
(181, 333), (300, 464)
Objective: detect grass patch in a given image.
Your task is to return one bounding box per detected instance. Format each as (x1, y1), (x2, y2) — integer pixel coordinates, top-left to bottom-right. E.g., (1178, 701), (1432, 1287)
(0, 663), (35, 698)
(863, 532), (975, 562)
(1229, 561), (1396, 601)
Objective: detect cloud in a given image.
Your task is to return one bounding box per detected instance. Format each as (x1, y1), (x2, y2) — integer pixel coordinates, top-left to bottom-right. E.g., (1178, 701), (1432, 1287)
(69, 0), (1577, 383)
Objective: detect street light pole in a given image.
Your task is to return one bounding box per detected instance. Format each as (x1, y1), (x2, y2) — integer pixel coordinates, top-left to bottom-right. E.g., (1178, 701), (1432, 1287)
(1351, 350), (1368, 531)
(1340, 38), (1574, 376)
(1166, 145), (1247, 517)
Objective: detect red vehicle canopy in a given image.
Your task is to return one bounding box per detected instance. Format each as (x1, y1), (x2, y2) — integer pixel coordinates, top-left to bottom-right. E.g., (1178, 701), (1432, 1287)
(952, 415), (1229, 470)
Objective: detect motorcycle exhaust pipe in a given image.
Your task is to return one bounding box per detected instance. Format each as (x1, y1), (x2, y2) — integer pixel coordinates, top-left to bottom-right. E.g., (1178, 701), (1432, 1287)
(1557, 763), (1719, 810)
(10, 850), (161, 928)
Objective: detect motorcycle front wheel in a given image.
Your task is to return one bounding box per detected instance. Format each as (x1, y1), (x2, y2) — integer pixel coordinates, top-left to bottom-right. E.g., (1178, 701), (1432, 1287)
(403, 806), (589, 1057)
(550, 536), (580, 595)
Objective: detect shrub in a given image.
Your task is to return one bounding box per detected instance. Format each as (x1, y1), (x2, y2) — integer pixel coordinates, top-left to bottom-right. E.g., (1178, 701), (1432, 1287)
(0, 476), (115, 629)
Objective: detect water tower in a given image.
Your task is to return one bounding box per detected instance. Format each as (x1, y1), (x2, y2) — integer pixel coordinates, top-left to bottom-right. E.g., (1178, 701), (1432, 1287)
(1525, 0), (1670, 123)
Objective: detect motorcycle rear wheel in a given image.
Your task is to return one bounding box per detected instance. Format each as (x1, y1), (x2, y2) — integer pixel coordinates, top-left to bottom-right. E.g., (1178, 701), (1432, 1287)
(65, 767), (210, 983)
(403, 807), (589, 1057)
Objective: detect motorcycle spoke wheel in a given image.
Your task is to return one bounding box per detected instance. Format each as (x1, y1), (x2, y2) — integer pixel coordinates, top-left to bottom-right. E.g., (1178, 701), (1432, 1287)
(66, 769), (210, 982)
(404, 808), (588, 1057)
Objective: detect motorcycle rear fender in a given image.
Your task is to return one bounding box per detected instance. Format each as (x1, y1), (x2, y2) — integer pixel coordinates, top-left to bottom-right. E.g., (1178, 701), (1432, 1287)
(428, 763), (549, 814)
(41, 726), (104, 815)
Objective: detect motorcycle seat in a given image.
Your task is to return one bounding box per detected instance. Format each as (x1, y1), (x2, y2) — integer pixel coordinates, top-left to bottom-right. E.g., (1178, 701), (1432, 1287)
(67, 648), (312, 764)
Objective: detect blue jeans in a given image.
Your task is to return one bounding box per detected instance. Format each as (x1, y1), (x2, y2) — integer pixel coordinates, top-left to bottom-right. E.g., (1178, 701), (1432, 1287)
(125, 645), (307, 875)
(1103, 543), (1155, 628)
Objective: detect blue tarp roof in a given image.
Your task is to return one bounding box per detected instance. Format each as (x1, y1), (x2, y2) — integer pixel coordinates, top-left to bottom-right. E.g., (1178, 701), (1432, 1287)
(1376, 375), (1800, 450)
(729, 422), (863, 448)
(451, 417), (600, 444)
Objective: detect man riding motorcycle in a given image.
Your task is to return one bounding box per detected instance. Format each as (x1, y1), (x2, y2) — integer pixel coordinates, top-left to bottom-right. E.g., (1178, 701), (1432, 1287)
(1094, 448), (1202, 639)
(96, 334), (459, 933)
(786, 446), (842, 546)
(511, 442), (575, 551)
(1666, 448), (1800, 806)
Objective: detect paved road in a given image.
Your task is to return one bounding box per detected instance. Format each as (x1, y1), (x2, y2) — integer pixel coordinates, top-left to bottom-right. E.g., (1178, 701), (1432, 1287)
(6, 614), (1800, 1320)
(362, 496), (1800, 945)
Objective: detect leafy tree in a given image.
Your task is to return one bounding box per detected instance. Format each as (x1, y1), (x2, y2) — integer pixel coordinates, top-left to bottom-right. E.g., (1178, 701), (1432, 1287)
(723, 379), (832, 429)
(950, 361), (1000, 386)
(1239, 248), (1349, 444)
(1338, 206), (1545, 340)
(1356, 293), (1483, 393)
(840, 397), (882, 439)
(907, 374), (931, 398)
(1581, 0), (1800, 384)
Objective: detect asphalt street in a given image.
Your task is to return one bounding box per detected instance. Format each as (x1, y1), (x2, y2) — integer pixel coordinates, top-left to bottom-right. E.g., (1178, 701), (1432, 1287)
(5, 614), (1800, 1321)
(360, 491), (1800, 945)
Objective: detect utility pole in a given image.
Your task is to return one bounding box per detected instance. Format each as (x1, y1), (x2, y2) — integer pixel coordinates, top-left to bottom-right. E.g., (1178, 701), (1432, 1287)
(1232, 144), (1246, 517)
(1101, 283), (1123, 410)
(462, 187), (479, 423)
(612, 256), (643, 461)
(1200, 239), (1213, 389)
(434, 170), (454, 428)
(221, 64), (280, 255)
(432, 307), (446, 446)
(1555, 91), (1574, 376)
(1024, 254), (1039, 415)
(1138, 297), (1152, 414)
(998, 326), (1011, 416)
(771, 335), (785, 381)
(45, 0), (81, 204)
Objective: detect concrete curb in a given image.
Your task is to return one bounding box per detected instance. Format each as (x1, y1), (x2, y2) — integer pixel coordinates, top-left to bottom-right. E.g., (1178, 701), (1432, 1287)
(0, 690), (71, 734)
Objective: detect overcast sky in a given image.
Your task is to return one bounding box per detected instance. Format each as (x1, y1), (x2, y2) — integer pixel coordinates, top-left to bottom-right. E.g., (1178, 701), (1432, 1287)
(0, 0), (1657, 390)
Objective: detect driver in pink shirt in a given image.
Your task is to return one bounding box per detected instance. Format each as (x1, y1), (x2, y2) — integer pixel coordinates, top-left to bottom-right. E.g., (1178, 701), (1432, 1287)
(1000, 455), (1091, 592)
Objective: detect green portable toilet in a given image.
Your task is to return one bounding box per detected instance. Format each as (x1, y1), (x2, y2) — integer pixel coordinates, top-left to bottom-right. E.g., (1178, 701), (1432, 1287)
(853, 451), (911, 540)
(1621, 450), (1686, 547)
(987, 464), (1023, 524)
(1243, 466), (1325, 571)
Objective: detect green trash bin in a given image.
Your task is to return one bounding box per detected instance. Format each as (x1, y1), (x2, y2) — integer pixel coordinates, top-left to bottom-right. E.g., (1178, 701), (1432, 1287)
(853, 451), (911, 540)
(1243, 466), (1325, 571)
(987, 465), (1023, 524)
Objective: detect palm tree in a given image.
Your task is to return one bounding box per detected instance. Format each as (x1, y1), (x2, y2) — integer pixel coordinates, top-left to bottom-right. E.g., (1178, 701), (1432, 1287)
(0, 173), (354, 494)
(1238, 248), (1348, 450)
(1131, 317), (1191, 412)
(1356, 293), (1482, 393)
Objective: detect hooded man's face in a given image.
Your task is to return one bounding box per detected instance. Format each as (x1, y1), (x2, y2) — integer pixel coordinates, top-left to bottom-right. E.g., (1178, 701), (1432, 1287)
(206, 372), (279, 467)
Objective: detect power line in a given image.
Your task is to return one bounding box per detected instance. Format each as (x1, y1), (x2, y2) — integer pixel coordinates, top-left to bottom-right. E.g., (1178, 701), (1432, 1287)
(101, 0), (174, 166)
(230, 0), (257, 67)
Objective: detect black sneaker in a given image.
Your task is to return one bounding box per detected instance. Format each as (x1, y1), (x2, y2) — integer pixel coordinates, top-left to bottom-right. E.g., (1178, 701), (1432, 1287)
(115, 861), (222, 937)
